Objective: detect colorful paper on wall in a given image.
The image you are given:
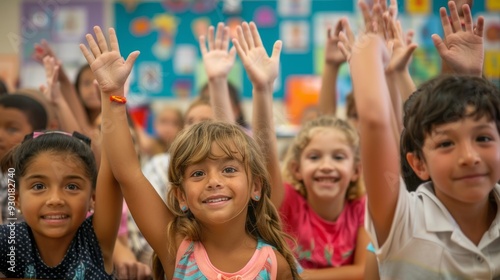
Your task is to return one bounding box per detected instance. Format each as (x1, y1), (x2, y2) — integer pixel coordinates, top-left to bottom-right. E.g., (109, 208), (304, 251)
(406, 0), (431, 14)
(484, 51), (500, 80)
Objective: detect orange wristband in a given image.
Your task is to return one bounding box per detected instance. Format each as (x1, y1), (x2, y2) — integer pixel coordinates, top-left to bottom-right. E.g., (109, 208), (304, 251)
(110, 95), (127, 104)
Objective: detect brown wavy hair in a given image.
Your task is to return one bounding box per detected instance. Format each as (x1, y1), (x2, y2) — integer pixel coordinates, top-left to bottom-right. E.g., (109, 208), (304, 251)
(152, 121), (301, 279)
(282, 115), (364, 201)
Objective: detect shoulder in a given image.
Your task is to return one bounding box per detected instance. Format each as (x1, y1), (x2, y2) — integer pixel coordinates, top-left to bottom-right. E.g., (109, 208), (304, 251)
(273, 249), (294, 280)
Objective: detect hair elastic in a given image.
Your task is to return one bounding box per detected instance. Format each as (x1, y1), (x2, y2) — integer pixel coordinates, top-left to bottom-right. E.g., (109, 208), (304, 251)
(110, 95), (127, 104)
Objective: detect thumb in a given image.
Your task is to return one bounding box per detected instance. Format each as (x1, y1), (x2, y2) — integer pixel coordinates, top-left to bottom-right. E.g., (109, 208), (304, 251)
(228, 46), (237, 61)
(271, 40), (282, 60)
(431, 34), (447, 56)
(39, 84), (47, 94)
(125, 51), (140, 69)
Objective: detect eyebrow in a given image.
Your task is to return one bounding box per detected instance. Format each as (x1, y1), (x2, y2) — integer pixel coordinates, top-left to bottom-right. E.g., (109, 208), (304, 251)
(432, 123), (495, 136)
(24, 174), (87, 181)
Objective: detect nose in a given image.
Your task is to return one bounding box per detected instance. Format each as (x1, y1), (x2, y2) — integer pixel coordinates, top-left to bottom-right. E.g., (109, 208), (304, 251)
(46, 188), (65, 206)
(206, 172), (223, 189)
(458, 141), (480, 166)
(319, 157), (334, 172)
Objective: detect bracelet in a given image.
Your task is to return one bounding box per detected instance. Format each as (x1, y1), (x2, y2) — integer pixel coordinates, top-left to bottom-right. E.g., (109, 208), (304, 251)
(110, 95), (127, 104)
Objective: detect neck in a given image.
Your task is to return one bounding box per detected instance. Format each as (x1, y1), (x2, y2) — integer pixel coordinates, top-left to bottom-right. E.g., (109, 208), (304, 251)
(32, 231), (75, 267)
(307, 195), (345, 221)
(445, 195), (497, 245)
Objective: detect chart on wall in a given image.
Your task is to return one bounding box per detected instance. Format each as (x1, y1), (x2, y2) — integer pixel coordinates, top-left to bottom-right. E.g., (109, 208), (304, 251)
(20, 1), (104, 89)
(114, 0), (499, 114)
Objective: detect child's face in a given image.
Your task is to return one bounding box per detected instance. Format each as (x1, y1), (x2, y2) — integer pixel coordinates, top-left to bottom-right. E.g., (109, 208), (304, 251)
(411, 114), (500, 206)
(293, 128), (359, 203)
(154, 109), (181, 143)
(184, 104), (213, 128)
(178, 142), (260, 226)
(78, 68), (101, 111)
(17, 152), (94, 243)
(0, 106), (33, 159)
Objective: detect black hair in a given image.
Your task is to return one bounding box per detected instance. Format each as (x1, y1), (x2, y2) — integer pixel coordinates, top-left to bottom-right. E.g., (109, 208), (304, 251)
(9, 131), (97, 190)
(401, 75), (500, 190)
(0, 94), (48, 130)
(0, 79), (8, 95)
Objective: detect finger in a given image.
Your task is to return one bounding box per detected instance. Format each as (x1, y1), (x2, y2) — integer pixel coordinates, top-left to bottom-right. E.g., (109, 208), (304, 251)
(431, 34), (447, 56)
(475, 16), (484, 37)
(461, 4), (473, 33)
(342, 20), (355, 44)
(406, 30), (415, 46)
(232, 38), (247, 62)
(228, 46), (237, 62)
(271, 40), (282, 60)
(333, 19), (344, 38)
(384, 14), (396, 40)
(108, 27), (121, 54)
(439, 7), (453, 38)
(448, 1), (462, 33)
(389, 0), (398, 18)
(199, 35), (208, 55)
(52, 65), (60, 83)
(85, 32), (101, 59)
(221, 26), (230, 51)
(242, 22), (255, 49)
(359, 1), (372, 32)
(207, 25), (215, 51)
(373, 4), (386, 38)
(249, 22), (263, 47)
(125, 50), (140, 69)
(337, 41), (351, 61)
(116, 264), (128, 279)
(79, 43), (95, 65)
(236, 25), (249, 53)
(39, 84), (46, 94)
(402, 44), (417, 63)
(215, 22), (224, 49)
(380, 0), (388, 12)
(94, 26), (110, 53)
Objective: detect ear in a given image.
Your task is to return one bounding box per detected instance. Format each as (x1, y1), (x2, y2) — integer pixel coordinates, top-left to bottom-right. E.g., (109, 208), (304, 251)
(251, 178), (263, 201)
(350, 162), (362, 183)
(15, 193), (20, 210)
(89, 192), (96, 212)
(290, 160), (303, 181)
(175, 188), (187, 208)
(406, 152), (430, 180)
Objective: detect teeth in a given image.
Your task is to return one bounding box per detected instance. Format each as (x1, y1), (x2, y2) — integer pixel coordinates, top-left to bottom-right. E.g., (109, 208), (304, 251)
(316, 178), (337, 182)
(43, 215), (67, 219)
(206, 197), (229, 203)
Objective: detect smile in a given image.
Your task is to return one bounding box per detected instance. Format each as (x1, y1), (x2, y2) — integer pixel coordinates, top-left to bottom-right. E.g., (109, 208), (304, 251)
(42, 215), (69, 219)
(203, 197), (230, 203)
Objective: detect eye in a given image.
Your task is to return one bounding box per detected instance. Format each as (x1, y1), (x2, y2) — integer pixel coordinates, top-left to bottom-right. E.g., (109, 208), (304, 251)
(65, 184), (79, 191)
(31, 183), (45, 191)
(191, 171), (205, 177)
(307, 154), (320, 160)
(223, 167), (237, 173)
(6, 126), (19, 134)
(477, 136), (492, 142)
(436, 141), (453, 148)
(333, 154), (346, 161)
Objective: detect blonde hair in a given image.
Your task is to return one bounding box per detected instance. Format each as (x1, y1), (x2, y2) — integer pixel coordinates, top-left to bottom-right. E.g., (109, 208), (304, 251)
(153, 121), (301, 279)
(282, 115), (364, 201)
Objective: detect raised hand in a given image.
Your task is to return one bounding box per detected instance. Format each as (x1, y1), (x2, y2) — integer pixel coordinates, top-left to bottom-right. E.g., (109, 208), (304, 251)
(432, 1), (484, 76)
(384, 15), (417, 74)
(336, 19), (356, 62)
(40, 56), (63, 105)
(79, 26), (139, 95)
(199, 22), (236, 80)
(232, 22), (281, 91)
(324, 19), (348, 67)
(33, 39), (60, 65)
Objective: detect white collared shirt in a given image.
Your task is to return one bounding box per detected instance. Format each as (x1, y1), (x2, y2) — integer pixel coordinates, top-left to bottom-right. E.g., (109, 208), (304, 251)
(366, 181), (500, 280)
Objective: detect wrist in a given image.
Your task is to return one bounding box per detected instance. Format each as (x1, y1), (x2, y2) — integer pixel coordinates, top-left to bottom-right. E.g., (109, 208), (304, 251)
(252, 82), (274, 93)
(324, 61), (343, 69)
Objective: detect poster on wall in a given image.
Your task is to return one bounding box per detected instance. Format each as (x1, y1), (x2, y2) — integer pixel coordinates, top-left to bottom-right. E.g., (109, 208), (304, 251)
(20, 1), (103, 88)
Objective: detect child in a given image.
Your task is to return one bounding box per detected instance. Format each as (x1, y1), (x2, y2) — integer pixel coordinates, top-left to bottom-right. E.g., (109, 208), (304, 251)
(0, 131), (122, 278)
(80, 26), (300, 279)
(233, 22), (368, 278)
(0, 94), (48, 224)
(347, 1), (500, 279)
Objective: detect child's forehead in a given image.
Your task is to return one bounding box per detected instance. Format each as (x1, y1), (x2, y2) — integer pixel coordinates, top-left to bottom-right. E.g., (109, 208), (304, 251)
(427, 115), (497, 136)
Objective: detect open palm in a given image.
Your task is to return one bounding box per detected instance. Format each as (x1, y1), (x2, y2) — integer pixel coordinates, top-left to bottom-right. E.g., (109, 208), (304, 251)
(200, 23), (236, 79)
(80, 26), (139, 95)
(233, 22), (281, 91)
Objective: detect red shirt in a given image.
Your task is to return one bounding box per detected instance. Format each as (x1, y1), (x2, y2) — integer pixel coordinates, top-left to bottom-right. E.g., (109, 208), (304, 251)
(279, 183), (366, 269)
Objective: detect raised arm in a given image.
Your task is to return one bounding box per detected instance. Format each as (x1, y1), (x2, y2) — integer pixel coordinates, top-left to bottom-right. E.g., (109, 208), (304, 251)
(200, 22), (237, 123)
(232, 22), (285, 208)
(40, 56), (82, 133)
(92, 140), (122, 274)
(33, 39), (92, 130)
(433, 1), (484, 76)
(80, 26), (173, 261)
(318, 19), (348, 116)
(339, 13), (400, 245)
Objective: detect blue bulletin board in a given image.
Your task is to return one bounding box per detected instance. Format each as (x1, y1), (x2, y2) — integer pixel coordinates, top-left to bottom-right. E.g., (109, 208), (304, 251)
(114, 0), (499, 105)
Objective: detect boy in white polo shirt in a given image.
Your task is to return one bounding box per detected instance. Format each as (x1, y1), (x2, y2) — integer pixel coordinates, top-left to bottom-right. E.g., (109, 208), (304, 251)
(343, 1), (500, 279)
